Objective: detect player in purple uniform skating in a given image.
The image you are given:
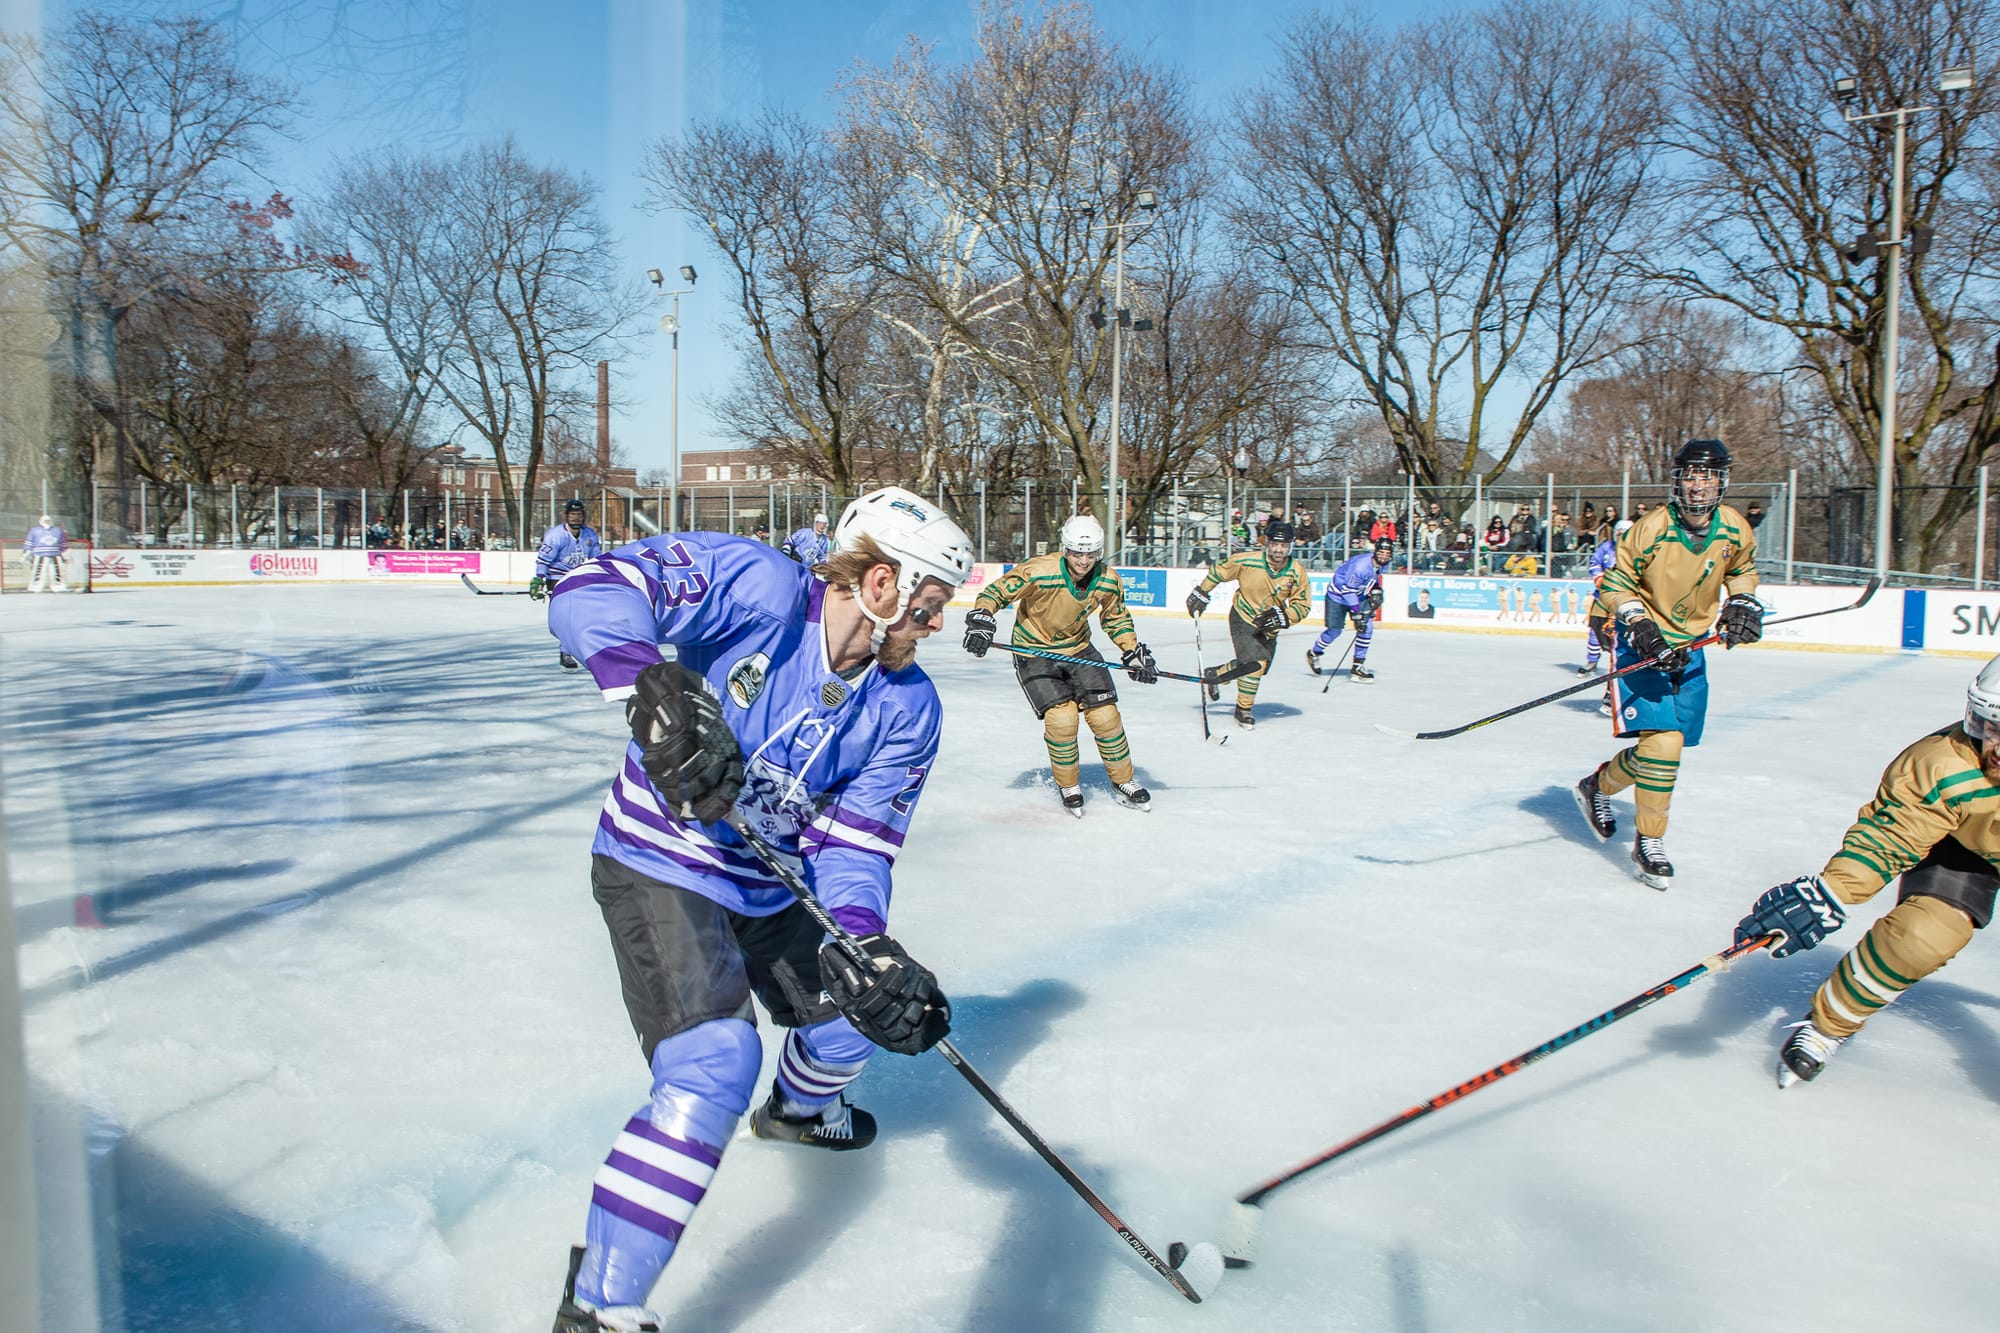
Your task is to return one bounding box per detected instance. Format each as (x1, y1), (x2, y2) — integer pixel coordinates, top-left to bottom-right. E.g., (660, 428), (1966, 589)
(545, 487), (972, 1332)
(533, 499), (606, 670)
(1578, 522), (1618, 675)
(1306, 538), (1394, 682)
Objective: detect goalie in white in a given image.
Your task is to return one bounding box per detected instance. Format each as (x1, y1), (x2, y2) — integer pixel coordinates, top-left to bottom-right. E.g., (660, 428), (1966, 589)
(23, 515), (68, 591)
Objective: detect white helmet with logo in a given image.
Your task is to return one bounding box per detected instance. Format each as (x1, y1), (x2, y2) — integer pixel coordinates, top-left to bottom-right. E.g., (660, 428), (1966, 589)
(833, 486), (975, 643)
(1059, 513), (1105, 557)
(1966, 653), (2000, 740)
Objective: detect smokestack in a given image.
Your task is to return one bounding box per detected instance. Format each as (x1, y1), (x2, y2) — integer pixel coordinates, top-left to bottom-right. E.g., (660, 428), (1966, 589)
(597, 360), (611, 476)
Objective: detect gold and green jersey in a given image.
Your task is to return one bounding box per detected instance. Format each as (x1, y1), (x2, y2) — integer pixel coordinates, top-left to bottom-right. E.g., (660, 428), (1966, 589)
(974, 552), (1137, 656)
(1599, 503), (1759, 644)
(1200, 550), (1313, 625)
(1821, 724), (2000, 905)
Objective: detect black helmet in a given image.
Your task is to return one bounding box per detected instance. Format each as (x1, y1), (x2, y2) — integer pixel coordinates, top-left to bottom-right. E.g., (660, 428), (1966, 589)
(563, 499), (587, 517)
(1372, 537), (1396, 558)
(1671, 439), (1731, 516)
(1264, 519), (1296, 543)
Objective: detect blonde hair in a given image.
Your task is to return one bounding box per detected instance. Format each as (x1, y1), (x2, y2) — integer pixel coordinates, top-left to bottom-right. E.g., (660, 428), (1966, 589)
(814, 534), (898, 590)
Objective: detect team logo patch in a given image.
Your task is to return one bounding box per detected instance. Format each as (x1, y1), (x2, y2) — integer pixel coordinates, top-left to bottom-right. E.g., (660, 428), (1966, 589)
(821, 679), (849, 707)
(726, 652), (771, 707)
(1624, 705), (1638, 720)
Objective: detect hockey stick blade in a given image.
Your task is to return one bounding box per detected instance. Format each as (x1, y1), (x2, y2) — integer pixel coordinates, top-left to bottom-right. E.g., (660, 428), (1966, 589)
(1220, 933), (1779, 1268)
(460, 573), (532, 596)
(724, 814), (1214, 1303)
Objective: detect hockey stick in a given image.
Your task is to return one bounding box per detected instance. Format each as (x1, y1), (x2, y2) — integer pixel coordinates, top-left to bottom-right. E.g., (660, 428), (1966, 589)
(985, 641), (1260, 687)
(724, 814), (1225, 1303)
(1220, 933), (1779, 1269)
(1194, 615), (1212, 741)
(460, 572), (533, 596)
(1377, 576), (1883, 741)
(1317, 629), (1362, 694)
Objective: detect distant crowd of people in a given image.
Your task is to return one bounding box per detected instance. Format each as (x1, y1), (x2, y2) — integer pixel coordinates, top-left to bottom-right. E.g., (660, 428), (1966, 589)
(1208, 495), (1768, 577)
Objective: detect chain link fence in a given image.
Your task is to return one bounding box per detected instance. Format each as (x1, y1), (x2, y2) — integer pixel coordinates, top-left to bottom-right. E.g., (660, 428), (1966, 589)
(26, 471), (2000, 587)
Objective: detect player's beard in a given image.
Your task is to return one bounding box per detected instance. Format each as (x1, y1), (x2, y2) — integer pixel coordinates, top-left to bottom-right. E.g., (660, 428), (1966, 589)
(877, 631), (918, 672)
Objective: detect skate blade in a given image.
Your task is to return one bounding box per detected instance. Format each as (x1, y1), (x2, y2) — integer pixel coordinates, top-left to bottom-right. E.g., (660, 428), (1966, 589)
(1632, 867), (1671, 891)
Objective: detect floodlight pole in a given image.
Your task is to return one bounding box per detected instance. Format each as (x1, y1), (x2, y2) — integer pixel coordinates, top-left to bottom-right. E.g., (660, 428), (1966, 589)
(1839, 65), (1969, 577)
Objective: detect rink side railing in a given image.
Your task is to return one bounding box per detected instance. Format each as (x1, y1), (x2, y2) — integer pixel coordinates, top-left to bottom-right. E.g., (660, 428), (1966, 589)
(61, 544), (2000, 656)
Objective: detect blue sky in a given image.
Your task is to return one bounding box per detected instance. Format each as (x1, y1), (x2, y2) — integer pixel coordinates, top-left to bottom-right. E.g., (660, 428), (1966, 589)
(39, 0), (1454, 476)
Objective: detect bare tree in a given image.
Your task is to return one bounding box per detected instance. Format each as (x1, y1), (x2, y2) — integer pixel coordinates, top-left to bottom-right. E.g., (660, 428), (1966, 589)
(0, 14), (294, 520)
(641, 112), (885, 491)
(1234, 0), (1664, 502)
(1524, 302), (1792, 479)
(1653, 0), (2000, 571)
(841, 0), (1198, 533)
(312, 137), (640, 535)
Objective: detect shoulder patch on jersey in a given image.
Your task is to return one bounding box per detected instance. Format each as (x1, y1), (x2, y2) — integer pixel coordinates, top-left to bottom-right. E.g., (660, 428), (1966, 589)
(727, 651), (772, 707)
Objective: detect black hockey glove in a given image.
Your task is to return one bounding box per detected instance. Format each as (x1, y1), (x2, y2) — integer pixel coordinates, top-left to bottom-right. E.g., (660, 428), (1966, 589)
(1620, 612), (1685, 670)
(1254, 604), (1289, 636)
(1122, 642), (1158, 684)
(1185, 586), (1211, 619)
(962, 607), (997, 658)
(1720, 596), (1765, 648)
(1736, 875), (1847, 958)
(626, 661), (745, 824)
(819, 933), (951, 1055)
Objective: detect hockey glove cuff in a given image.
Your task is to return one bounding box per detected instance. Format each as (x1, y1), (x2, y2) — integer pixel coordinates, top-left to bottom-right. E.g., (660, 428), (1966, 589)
(1735, 876), (1847, 958)
(962, 607), (997, 657)
(627, 661), (745, 824)
(819, 934), (951, 1055)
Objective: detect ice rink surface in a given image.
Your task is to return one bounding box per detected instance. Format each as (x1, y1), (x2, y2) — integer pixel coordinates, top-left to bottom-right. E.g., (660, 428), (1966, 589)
(5, 583), (1997, 1333)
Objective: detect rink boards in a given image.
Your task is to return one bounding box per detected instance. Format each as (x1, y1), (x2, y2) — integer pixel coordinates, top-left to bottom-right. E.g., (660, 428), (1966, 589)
(64, 546), (2000, 655)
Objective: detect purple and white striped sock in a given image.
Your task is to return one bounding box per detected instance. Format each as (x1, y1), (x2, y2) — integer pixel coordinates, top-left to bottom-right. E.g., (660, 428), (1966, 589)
(774, 1025), (871, 1115)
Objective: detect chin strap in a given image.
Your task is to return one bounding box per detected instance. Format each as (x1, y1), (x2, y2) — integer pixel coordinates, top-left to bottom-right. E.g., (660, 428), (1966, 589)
(856, 585), (909, 652)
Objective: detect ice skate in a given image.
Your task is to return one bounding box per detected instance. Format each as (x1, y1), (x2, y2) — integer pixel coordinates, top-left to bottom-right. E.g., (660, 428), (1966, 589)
(1631, 834), (1673, 890)
(1111, 780), (1152, 811)
(1574, 766), (1616, 842)
(1599, 687), (1614, 717)
(1305, 648), (1323, 676)
(1577, 660), (1600, 676)
(1233, 704), (1255, 731)
(1777, 1018), (1844, 1088)
(1349, 663), (1374, 682)
(750, 1086), (878, 1151)
(552, 1245), (661, 1332)
(559, 650), (581, 671)
(1059, 785), (1085, 818)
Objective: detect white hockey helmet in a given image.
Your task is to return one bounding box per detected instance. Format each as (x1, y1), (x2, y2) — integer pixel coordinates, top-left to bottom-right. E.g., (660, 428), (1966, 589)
(38, 514), (50, 525)
(812, 511), (828, 525)
(1966, 653), (2000, 740)
(1059, 513), (1105, 557)
(833, 487), (976, 641)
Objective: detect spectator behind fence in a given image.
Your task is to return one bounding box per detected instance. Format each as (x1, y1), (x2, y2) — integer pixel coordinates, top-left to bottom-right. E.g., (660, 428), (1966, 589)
(1504, 549), (1540, 577)
(1294, 507), (1320, 549)
(1746, 501), (1766, 529)
(1370, 511), (1400, 544)
(1484, 515), (1509, 553)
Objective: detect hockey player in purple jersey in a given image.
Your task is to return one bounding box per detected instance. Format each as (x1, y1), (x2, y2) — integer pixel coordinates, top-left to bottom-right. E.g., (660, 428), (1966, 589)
(534, 499), (606, 670)
(1578, 523), (1618, 675)
(545, 487), (972, 1332)
(1306, 538), (1394, 682)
